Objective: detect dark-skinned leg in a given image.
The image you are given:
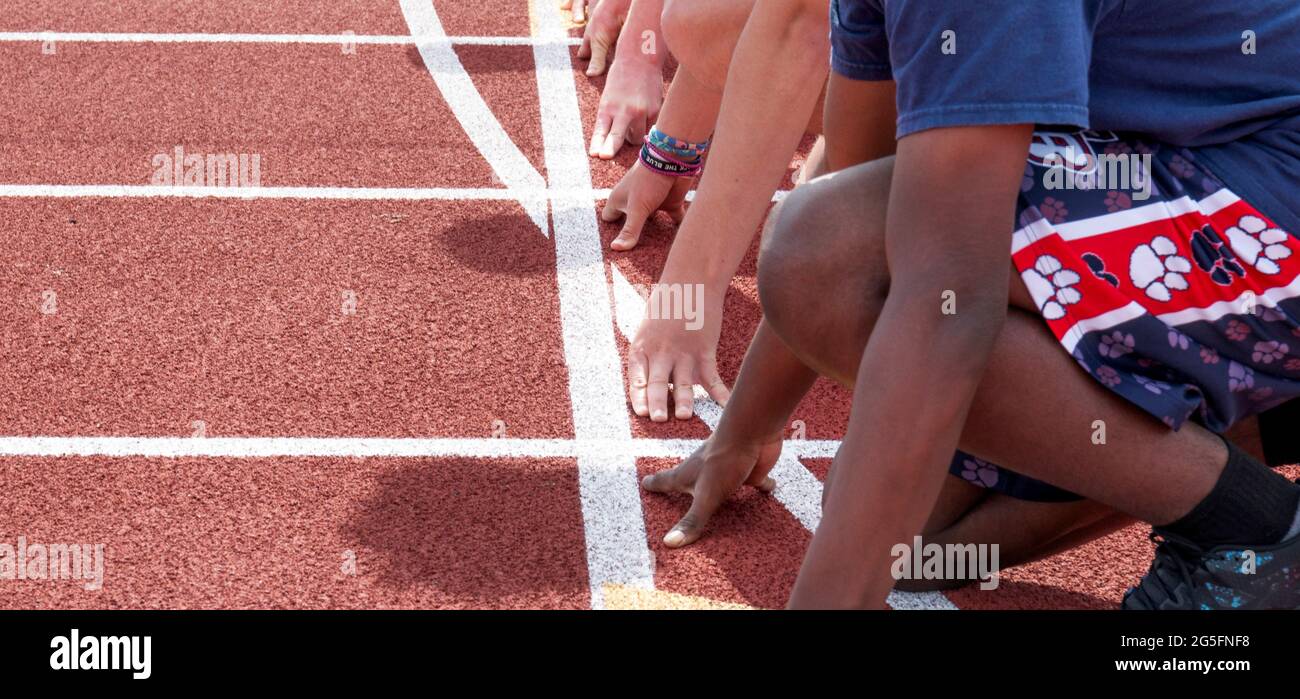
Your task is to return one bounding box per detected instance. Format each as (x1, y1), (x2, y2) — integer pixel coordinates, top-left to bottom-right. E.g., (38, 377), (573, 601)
(896, 494), (1131, 591)
(901, 387), (1275, 592)
(756, 155), (1134, 577)
(759, 158), (1227, 528)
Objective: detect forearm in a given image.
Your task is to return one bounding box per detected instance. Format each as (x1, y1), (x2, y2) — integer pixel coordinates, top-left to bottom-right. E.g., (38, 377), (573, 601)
(613, 0), (667, 69)
(660, 2), (829, 286)
(712, 321), (817, 445)
(652, 61), (722, 151)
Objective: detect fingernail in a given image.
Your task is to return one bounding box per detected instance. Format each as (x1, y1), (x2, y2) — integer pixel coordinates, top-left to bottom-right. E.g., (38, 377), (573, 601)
(651, 409), (666, 421)
(675, 407), (691, 419)
(664, 530), (685, 547)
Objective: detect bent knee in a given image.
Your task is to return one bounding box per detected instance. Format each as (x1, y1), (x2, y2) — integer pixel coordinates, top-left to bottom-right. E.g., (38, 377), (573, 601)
(662, 0), (750, 90)
(756, 192), (816, 329)
(757, 178), (883, 319)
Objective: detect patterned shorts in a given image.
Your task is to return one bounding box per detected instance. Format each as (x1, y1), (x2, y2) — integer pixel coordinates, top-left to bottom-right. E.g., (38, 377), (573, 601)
(947, 130), (1300, 502)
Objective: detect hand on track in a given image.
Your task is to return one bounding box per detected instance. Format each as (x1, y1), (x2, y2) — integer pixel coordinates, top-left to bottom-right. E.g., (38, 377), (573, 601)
(600, 160), (689, 250)
(641, 436), (782, 547)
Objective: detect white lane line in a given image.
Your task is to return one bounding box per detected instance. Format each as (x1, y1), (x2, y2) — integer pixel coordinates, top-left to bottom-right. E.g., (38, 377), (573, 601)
(608, 263), (644, 341)
(609, 262), (956, 610)
(399, 0), (549, 234)
(0, 184), (791, 203)
(886, 590), (960, 610)
(531, 0), (654, 609)
(0, 436), (840, 459)
(0, 31), (580, 46)
(0, 184), (553, 201)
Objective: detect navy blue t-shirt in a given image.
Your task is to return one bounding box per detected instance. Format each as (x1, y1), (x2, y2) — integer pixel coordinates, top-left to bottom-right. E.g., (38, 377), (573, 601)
(830, 0), (1300, 234)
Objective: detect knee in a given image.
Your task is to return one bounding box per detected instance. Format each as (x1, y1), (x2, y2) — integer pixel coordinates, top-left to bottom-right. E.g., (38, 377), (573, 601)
(758, 183), (881, 345)
(756, 193), (817, 335)
(661, 0), (740, 90)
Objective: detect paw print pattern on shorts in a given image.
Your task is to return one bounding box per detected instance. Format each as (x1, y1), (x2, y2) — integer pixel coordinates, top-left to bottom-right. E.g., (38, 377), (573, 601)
(1252, 340), (1289, 364)
(1228, 361), (1255, 393)
(1189, 225), (1246, 286)
(1129, 235), (1192, 302)
(1226, 215), (1292, 275)
(1083, 252), (1120, 287)
(960, 457), (999, 488)
(1022, 254), (1081, 320)
(1099, 330), (1136, 358)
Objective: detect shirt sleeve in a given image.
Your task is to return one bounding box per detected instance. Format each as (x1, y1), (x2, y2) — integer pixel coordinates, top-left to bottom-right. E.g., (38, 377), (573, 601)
(883, 0), (1095, 138)
(830, 0), (892, 81)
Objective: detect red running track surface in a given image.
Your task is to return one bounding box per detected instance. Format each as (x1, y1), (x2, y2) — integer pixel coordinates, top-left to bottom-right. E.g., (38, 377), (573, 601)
(2, 0), (1292, 610)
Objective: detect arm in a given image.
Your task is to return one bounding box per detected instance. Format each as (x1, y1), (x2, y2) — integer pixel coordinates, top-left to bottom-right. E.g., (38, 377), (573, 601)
(600, 66), (721, 254)
(638, 76), (901, 544)
(823, 73), (897, 172)
(620, 0), (832, 420)
(787, 124), (1033, 609)
(584, 0), (669, 157)
(659, 0), (828, 286)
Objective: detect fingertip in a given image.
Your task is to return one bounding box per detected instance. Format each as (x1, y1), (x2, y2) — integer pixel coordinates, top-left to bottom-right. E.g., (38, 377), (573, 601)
(758, 477), (777, 493)
(612, 228), (639, 250)
(599, 133), (620, 160)
(650, 408), (667, 422)
(663, 529), (687, 548)
(630, 391), (649, 417)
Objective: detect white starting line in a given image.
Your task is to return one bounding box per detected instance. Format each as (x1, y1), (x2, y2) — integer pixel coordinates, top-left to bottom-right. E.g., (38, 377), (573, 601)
(0, 31), (581, 46)
(0, 436), (840, 460)
(0, 184), (786, 203)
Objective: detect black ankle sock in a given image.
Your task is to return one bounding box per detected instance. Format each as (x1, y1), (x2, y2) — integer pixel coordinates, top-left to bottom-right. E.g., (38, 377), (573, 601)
(1158, 438), (1300, 548)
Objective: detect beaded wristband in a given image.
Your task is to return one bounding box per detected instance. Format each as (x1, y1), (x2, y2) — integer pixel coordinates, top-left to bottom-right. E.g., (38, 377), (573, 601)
(647, 125), (710, 160)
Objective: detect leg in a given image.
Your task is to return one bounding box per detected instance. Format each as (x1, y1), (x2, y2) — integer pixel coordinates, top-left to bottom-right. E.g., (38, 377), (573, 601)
(759, 158), (1226, 525)
(661, 0), (754, 91)
(896, 490), (1130, 591)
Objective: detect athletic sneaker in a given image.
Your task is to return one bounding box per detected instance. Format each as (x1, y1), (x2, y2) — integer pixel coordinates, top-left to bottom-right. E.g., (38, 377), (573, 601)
(1122, 529), (1300, 610)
